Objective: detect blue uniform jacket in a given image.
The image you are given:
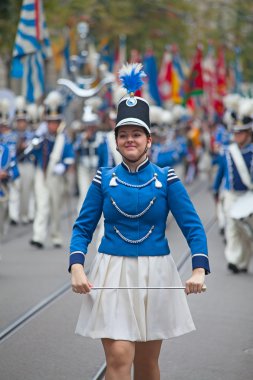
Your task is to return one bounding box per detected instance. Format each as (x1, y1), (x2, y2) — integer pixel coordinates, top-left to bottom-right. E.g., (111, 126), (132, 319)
(32, 133), (75, 170)
(69, 159), (209, 273)
(213, 143), (253, 193)
(0, 143), (19, 198)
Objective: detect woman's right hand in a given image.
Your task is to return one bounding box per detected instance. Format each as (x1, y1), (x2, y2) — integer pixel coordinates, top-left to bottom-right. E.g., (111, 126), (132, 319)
(71, 264), (93, 294)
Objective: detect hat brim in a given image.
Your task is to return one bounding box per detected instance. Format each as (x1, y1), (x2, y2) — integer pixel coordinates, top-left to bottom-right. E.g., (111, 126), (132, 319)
(233, 125), (252, 132)
(46, 116), (62, 121)
(115, 117), (151, 133)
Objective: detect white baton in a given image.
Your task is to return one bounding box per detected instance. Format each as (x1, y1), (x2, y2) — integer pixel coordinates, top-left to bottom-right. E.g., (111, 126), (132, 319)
(91, 285), (207, 292)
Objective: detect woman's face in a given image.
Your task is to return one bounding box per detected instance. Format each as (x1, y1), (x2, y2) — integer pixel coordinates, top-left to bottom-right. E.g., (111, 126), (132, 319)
(116, 125), (152, 161)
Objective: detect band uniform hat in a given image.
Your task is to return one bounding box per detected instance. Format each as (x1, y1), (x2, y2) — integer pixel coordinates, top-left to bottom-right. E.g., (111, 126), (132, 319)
(14, 96), (27, 121)
(232, 116), (253, 132)
(0, 98), (11, 126)
(232, 98), (253, 132)
(115, 63), (151, 134)
(82, 105), (100, 126)
(44, 91), (63, 121)
(27, 103), (39, 124)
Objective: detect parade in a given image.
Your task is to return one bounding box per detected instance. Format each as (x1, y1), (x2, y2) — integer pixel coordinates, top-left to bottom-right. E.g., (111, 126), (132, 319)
(0, 1), (253, 380)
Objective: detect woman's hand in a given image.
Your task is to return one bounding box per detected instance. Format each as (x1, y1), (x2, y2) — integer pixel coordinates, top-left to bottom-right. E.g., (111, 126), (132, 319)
(185, 268), (205, 295)
(71, 264), (93, 294)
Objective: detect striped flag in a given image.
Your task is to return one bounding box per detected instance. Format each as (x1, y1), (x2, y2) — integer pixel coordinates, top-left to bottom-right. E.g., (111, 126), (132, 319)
(11, 0), (52, 102)
(143, 48), (162, 106)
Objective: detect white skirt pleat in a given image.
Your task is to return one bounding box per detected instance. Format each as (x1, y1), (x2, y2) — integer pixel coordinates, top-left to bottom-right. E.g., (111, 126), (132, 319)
(75, 253), (196, 342)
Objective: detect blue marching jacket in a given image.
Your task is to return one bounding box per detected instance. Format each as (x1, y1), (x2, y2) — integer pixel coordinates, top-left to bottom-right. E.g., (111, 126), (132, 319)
(213, 143), (253, 193)
(69, 159), (209, 273)
(0, 142), (20, 198)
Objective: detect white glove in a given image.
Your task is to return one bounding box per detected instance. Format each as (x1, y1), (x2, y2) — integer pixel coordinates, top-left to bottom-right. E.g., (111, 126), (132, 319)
(53, 163), (65, 175)
(35, 122), (48, 137)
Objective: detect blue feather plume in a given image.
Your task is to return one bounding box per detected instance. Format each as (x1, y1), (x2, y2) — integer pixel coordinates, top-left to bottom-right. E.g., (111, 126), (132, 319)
(119, 63), (146, 94)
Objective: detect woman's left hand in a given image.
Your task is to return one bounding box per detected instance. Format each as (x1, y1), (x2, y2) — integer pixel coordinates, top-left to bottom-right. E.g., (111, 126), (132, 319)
(185, 268), (205, 295)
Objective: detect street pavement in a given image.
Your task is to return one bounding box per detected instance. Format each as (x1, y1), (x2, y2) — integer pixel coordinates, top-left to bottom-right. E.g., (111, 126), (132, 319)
(0, 176), (252, 380)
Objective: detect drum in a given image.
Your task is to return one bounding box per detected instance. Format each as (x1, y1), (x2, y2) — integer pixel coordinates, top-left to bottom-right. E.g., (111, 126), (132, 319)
(230, 191), (253, 237)
(230, 191), (253, 220)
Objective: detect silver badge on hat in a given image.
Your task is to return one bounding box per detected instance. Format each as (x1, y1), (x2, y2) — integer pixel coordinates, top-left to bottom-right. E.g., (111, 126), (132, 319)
(126, 96), (137, 107)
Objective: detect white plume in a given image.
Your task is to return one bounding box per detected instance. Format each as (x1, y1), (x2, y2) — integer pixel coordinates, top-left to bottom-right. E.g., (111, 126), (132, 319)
(0, 98), (10, 114)
(171, 105), (188, 121)
(149, 106), (164, 124)
(223, 94), (241, 111)
(238, 98), (253, 118)
(15, 96), (26, 111)
(27, 103), (38, 122)
(44, 91), (62, 109)
(161, 110), (173, 125)
(112, 84), (127, 105)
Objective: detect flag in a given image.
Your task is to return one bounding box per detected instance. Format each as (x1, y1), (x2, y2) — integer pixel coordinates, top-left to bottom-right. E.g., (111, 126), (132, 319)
(184, 45), (204, 101)
(158, 49), (173, 102)
(216, 47), (226, 96)
(143, 48), (162, 106)
(99, 37), (114, 72)
(12, 0), (52, 102)
(202, 44), (216, 119)
(113, 35), (127, 81)
(158, 46), (185, 104)
(171, 52), (185, 104)
(214, 47), (227, 116)
(233, 47), (243, 94)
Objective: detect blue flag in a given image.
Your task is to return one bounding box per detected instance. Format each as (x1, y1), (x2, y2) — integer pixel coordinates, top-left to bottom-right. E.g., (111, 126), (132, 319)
(143, 51), (162, 106)
(12, 0), (52, 102)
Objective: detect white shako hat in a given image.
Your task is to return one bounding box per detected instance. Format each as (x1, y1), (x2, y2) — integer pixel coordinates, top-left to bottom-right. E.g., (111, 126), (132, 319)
(233, 98), (253, 132)
(27, 103), (39, 125)
(0, 98), (11, 126)
(82, 105), (100, 126)
(44, 91), (63, 121)
(14, 96), (27, 121)
(115, 63), (151, 134)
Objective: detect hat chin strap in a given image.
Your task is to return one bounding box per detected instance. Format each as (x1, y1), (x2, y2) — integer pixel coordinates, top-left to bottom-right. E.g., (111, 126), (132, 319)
(118, 145), (148, 163)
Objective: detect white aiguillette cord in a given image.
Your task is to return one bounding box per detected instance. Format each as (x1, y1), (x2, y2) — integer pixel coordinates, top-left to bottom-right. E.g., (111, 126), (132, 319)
(91, 285), (207, 292)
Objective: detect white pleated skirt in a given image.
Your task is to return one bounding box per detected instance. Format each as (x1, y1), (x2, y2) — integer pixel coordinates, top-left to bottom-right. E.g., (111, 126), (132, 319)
(75, 253), (195, 342)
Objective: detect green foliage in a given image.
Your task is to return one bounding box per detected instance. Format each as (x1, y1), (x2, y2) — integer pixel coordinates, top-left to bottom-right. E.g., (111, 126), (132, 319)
(1, 0), (253, 80)
(0, 0), (22, 58)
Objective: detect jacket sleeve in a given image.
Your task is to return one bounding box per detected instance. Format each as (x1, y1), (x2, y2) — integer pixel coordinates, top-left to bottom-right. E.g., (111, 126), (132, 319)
(68, 175), (103, 271)
(167, 176), (210, 274)
(213, 154), (226, 194)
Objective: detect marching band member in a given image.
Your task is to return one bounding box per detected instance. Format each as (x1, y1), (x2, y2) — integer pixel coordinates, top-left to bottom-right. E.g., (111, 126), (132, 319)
(213, 104), (253, 274)
(0, 98), (19, 226)
(210, 117), (232, 236)
(26, 103), (41, 222)
(75, 105), (109, 213)
(69, 63), (209, 380)
(0, 141), (19, 241)
(13, 96), (35, 224)
(104, 107), (122, 166)
(30, 91), (75, 249)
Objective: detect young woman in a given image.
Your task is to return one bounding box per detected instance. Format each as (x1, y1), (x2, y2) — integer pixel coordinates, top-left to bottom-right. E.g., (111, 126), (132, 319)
(69, 64), (210, 380)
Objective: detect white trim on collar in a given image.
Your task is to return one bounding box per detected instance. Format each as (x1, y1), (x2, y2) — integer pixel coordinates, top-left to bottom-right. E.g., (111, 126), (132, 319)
(122, 157), (149, 172)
